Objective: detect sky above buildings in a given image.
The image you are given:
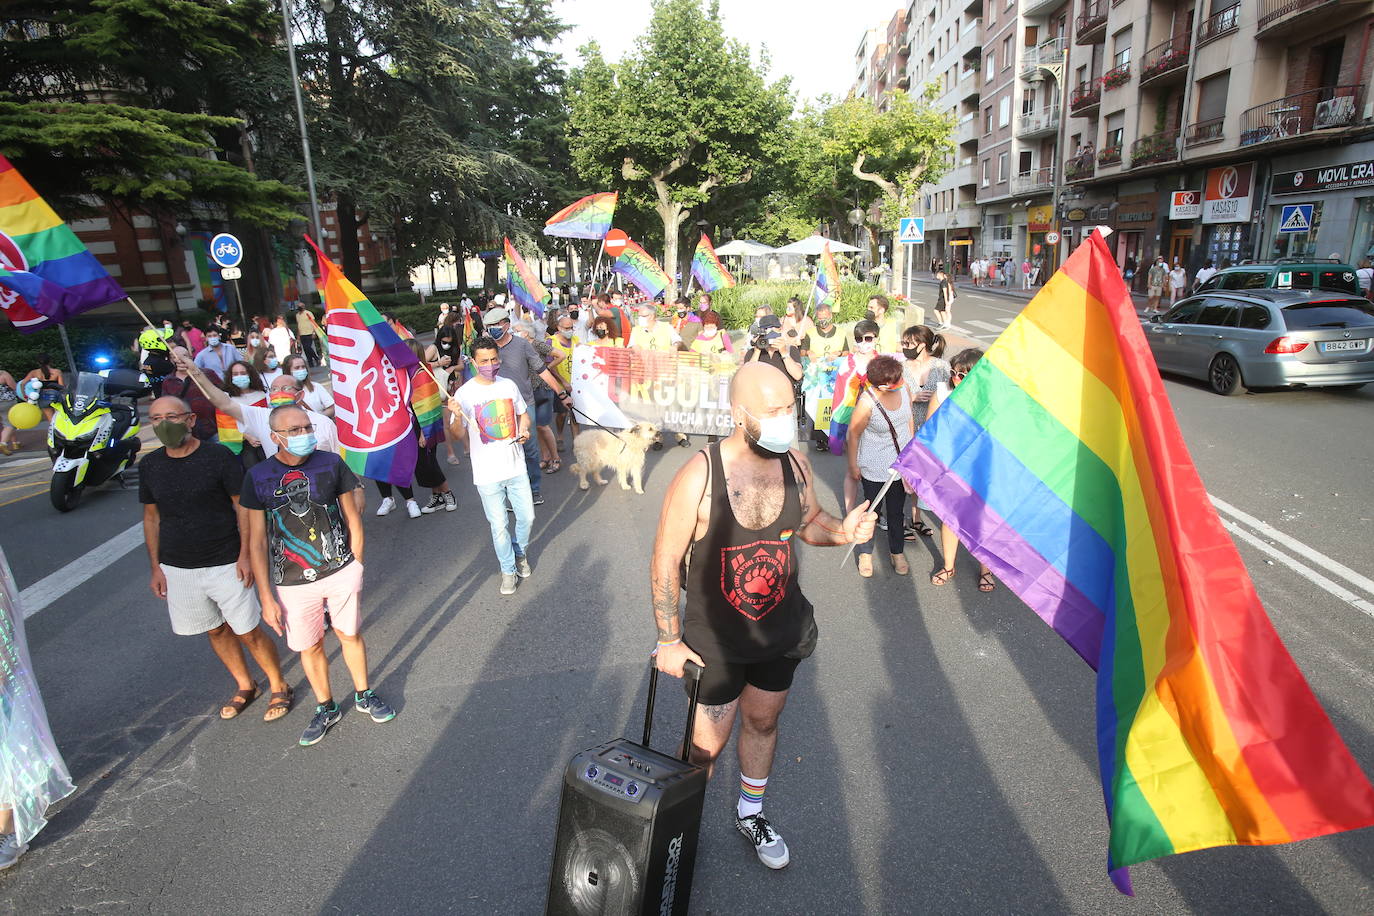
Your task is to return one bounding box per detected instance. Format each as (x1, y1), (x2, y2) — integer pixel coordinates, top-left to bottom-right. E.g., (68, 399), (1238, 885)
(551, 0), (904, 103)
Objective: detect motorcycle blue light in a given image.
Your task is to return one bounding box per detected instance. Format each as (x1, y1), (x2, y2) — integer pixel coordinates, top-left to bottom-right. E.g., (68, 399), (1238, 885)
(92, 353), (111, 366)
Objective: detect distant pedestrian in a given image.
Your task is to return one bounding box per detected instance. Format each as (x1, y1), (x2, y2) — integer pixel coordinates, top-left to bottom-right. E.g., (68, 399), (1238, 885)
(1356, 258), (1373, 297)
(139, 396), (293, 724)
(20, 355), (64, 422)
(268, 316), (295, 362)
(283, 354), (334, 418)
(934, 268), (956, 329)
(180, 320), (206, 355)
(193, 330), (244, 379)
(242, 403), (395, 747)
(295, 305), (324, 366)
(0, 367), (19, 455)
(1146, 257), (1169, 315)
(1169, 261), (1188, 305)
(449, 336), (535, 596)
(1021, 258), (1032, 290)
(1192, 259), (1217, 293)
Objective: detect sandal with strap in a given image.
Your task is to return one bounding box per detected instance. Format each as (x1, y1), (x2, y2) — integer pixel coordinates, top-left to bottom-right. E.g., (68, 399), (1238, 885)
(930, 568), (955, 587)
(547, 459), (561, 474)
(220, 684), (260, 720)
(264, 686), (294, 723)
(979, 572), (997, 592)
(905, 520), (934, 541)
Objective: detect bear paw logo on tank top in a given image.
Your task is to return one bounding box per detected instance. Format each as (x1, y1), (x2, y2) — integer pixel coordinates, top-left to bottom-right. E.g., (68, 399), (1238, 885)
(720, 539), (792, 621)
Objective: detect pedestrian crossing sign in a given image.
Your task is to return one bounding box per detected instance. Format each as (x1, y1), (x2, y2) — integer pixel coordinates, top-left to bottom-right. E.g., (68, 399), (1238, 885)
(899, 217), (925, 244)
(1278, 204), (1313, 233)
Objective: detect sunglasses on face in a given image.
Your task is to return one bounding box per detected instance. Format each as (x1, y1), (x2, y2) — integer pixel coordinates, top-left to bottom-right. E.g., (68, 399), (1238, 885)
(857, 335), (877, 342)
(952, 371), (967, 382)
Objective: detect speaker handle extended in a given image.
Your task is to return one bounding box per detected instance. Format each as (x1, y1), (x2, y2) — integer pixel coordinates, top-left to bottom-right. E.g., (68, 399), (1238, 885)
(643, 655), (704, 763)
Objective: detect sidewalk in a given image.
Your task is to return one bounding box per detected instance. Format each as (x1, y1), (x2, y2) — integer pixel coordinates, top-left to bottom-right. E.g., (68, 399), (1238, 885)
(909, 274), (1153, 309)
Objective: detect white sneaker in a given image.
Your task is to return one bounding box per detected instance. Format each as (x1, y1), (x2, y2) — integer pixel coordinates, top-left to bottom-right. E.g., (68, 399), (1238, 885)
(499, 573), (518, 595)
(736, 814), (789, 869)
(405, 499), (422, 519)
(0, 833), (27, 870)
(375, 496), (395, 517)
(516, 555), (532, 578)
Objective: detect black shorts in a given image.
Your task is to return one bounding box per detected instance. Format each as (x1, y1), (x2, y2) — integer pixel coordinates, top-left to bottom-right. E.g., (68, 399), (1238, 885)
(685, 653), (803, 706)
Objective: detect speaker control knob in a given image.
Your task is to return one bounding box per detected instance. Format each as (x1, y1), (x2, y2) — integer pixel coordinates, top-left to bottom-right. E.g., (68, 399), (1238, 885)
(586, 765), (598, 780)
(627, 782), (639, 797)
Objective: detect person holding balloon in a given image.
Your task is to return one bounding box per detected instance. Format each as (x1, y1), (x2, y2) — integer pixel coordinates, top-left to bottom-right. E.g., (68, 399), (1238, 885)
(0, 367), (19, 454)
(19, 355), (64, 422)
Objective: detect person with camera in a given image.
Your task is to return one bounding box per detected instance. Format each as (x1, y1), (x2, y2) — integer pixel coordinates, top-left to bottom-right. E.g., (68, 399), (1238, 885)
(742, 315), (803, 385)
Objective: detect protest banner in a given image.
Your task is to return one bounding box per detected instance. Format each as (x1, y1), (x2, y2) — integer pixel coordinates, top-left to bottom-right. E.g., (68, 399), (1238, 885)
(569, 345), (737, 435)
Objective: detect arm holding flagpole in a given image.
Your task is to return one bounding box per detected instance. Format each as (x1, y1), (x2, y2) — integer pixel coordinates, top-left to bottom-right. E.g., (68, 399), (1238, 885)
(172, 350), (240, 422)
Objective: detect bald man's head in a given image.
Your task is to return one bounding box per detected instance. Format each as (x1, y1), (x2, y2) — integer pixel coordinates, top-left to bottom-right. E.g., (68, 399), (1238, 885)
(149, 395), (192, 418)
(148, 396), (194, 448)
(730, 361), (796, 457)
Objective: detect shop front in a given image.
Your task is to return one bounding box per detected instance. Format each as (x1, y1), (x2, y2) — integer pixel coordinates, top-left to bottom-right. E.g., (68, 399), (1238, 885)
(1026, 204), (1056, 273)
(1267, 143), (1374, 266)
(1114, 192), (1157, 290)
(1201, 162), (1257, 269)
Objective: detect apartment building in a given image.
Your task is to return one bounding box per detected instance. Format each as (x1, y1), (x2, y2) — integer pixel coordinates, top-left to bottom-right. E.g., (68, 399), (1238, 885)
(905, 0), (987, 268)
(1060, 0), (1374, 284)
(853, 10), (909, 108)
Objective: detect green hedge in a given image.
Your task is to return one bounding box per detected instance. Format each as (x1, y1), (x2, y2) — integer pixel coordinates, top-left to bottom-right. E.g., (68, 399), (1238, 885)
(699, 280), (887, 329)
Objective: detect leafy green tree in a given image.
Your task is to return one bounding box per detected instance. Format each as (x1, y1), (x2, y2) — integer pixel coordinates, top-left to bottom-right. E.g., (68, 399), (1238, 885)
(566, 0), (791, 299)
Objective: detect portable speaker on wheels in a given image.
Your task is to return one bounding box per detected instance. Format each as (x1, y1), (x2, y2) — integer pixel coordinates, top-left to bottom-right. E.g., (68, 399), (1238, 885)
(547, 658), (707, 916)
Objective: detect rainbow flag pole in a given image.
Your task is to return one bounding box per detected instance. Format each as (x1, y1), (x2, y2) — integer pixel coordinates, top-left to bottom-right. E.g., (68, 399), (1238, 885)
(895, 228), (1374, 893)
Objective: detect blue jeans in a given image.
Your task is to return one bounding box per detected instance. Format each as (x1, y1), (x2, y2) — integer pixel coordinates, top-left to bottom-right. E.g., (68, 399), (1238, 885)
(475, 474), (535, 574)
(521, 435), (542, 495)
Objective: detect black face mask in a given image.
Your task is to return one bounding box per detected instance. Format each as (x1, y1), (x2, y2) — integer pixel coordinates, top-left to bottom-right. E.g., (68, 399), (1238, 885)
(677, 310), (686, 318)
(569, 310), (579, 320)
(902, 347), (921, 360)
(594, 328), (609, 338)
(817, 319), (833, 329)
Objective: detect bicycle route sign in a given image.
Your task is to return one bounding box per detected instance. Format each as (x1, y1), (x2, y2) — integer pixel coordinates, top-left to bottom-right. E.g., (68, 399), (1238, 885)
(209, 233), (245, 269)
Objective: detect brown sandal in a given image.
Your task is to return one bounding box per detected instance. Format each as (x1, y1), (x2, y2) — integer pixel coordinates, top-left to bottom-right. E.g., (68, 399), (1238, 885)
(220, 685), (260, 720)
(264, 687), (294, 722)
(979, 572), (997, 592)
(930, 568), (955, 586)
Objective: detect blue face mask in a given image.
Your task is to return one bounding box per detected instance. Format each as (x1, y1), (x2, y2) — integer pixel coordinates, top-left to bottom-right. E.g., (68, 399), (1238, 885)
(743, 407), (795, 455)
(489, 325), (507, 341)
(266, 357), (278, 369)
(292, 368), (309, 383)
(284, 432), (316, 457)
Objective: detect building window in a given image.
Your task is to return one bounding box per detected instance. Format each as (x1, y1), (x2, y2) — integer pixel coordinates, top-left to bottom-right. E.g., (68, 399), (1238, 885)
(1352, 197), (1374, 266)
(981, 159), (990, 186)
(1022, 88), (1036, 115)
(1194, 70), (1230, 126)
(998, 96), (1010, 127)
(986, 50), (995, 76)
(998, 152), (1009, 182)
(1113, 28), (1132, 68)
(1018, 150), (1033, 174)
(984, 106), (993, 133)
(1002, 36), (1012, 70)
(1104, 111), (1125, 153)
(992, 214), (1013, 241)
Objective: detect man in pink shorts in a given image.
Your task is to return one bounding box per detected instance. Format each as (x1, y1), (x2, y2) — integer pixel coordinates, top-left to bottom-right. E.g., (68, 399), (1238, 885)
(241, 403), (396, 746)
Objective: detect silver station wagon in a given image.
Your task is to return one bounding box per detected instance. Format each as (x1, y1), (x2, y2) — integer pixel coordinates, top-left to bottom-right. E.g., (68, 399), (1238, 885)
(1144, 289), (1374, 395)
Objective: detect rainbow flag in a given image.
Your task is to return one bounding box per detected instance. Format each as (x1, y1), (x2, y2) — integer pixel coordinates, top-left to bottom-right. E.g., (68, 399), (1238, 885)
(215, 393), (267, 454)
(410, 365), (444, 442)
(544, 192), (618, 240)
(505, 237), (551, 317)
(825, 355), (865, 455)
(812, 241), (840, 309)
(894, 232), (1374, 892)
(0, 155), (125, 332)
(611, 240), (671, 298)
(305, 235), (419, 486)
(690, 234), (735, 293)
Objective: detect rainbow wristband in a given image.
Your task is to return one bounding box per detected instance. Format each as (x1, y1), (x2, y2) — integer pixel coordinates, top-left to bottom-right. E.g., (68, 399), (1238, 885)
(657, 637), (682, 647)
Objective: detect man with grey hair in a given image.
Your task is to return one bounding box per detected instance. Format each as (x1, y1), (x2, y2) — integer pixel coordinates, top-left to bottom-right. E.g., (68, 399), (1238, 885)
(139, 395), (292, 723)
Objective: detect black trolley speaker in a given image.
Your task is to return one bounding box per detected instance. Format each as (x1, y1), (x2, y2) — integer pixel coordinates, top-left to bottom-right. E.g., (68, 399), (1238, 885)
(547, 658), (707, 916)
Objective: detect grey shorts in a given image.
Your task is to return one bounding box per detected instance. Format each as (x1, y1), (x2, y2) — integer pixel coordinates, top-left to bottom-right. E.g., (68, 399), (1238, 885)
(162, 562), (261, 636)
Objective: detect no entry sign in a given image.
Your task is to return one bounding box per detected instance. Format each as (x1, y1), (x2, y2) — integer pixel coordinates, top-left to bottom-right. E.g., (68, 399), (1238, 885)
(603, 229), (629, 257)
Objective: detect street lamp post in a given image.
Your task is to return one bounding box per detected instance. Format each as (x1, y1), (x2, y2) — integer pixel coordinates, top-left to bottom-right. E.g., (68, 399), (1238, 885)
(281, 0), (325, 244)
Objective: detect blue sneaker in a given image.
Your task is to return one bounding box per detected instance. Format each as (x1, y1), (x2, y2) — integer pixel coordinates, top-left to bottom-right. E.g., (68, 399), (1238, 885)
(354, 689), (396, 723)
(299, 702), (341, 746)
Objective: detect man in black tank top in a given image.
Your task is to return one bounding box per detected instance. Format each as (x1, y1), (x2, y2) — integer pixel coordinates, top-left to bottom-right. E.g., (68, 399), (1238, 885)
(650, 361), (877, 871)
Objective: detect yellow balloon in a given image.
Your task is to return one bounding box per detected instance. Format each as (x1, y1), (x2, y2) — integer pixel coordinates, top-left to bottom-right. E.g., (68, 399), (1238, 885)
(8, 402), (41, 430)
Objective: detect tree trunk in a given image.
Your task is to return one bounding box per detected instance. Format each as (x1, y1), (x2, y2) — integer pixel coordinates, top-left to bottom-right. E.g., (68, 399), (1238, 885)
(335, 190), (362, 287)
(483, 255), (500, 293)
(865, 223), (881, 285)
(454, 249), (467, 293)
(656, 200), (687, 301)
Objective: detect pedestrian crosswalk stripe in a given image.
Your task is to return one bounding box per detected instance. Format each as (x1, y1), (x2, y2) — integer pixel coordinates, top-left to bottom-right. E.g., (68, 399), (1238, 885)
(968, 320), (1007, 332)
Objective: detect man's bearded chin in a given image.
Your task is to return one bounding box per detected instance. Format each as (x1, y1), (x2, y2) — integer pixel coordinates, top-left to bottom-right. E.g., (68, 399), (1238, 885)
(740, 415), (784, 460)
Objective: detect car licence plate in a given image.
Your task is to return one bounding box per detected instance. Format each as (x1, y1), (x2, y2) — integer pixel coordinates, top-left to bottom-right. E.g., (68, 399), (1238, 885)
(1319, 339), (1368, 352)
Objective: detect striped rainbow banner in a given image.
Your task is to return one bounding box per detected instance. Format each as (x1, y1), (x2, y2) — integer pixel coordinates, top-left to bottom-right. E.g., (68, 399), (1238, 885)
(0, 154), (125, 332)
(812, 241), (840, 309)
(690, 233), (735, 292)
(543, 192), (617, 240)
(611, 240), (670, 298)
(895, 231), (1374, 891)
(410, 365), (444, 442)
(505, 237), (550, 317)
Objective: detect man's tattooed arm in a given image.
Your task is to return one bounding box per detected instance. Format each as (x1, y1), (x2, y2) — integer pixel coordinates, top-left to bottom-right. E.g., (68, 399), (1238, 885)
(651, 567), (681, 642)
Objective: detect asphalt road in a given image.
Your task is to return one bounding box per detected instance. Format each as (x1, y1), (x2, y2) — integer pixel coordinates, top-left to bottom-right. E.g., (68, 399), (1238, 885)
(1, 303), (1372, 914)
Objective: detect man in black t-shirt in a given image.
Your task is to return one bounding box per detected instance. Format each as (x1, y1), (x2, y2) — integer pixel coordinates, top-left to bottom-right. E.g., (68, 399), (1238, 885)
(139, 396), (292, 723)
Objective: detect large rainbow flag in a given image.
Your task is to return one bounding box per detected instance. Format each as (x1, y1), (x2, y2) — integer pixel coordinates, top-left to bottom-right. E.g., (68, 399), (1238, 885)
(894, 231), (1374, 892)
(505, 237), (551, 317)
(812, 241), (841, 309)
(690, 233), (735, 293)
(0, 154), (126, 332)
(410, 365), (444, 443)
(611, 240), (671, 298)
(544, 192), (617, 239)
(306, 236), (419, 486)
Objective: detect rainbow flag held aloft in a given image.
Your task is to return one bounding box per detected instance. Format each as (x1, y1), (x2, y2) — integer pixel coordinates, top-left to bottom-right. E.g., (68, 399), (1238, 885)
(216, 393), (267, 454)
(894, 231), (1374, 892)
(306, 235), (419, 487)
(0, 155), (126, 332)
(505, 237), (551, 317)
(611, 240), (671, 298)
(690, 233), (735, 293)
(544, 192), (617, 240)
(410, 365), (444, 443)
(812, 241), (841, 309)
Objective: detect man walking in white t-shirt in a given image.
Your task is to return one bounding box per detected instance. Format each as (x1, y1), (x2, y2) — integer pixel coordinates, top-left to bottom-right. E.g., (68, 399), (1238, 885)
(449, 336), (535, 596)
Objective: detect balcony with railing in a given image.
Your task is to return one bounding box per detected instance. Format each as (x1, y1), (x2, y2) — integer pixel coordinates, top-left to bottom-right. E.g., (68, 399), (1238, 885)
(1184, 116), (1226, 147)
(1258, 0), (1368, 37)
(1070, 81), (1102, 116)
(1139, 34), (1190, 87)
(1019, 37), (1067, 78)
(1023, 0), (1063, 15)
(1065, 152), (1096, 181)
(1198, 2), (1241, 45)
(1239, 85), (1364, 146)
(1016, 105), (1061, 138)
(1101, 62), (1133, 91)
(1129, 128), (1181, 167)
(1076, 1), (1109, 44)
(1011, 168), (1056, 195)
(1098, 145), (1123, 166)
(956, 115), (980, 145)
(953, 201), (981, 228)
(897, 74), (911, 91)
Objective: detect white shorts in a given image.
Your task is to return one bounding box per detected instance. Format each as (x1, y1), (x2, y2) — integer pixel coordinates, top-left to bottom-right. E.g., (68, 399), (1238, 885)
(162, 562), (261, 637)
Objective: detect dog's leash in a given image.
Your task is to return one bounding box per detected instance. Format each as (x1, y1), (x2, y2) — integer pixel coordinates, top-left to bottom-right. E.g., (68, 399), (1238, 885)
(564, 401), (632, 453)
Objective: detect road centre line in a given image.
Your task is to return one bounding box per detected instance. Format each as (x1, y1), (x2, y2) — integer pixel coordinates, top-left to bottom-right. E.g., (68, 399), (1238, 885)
(1211, 495), (1374, 598)
(19, 522), (144, 619)
(1221, 520), (1374, 620)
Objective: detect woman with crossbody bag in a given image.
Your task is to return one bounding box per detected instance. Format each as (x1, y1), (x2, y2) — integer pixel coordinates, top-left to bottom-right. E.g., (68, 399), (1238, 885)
(846, 356), (915, 578)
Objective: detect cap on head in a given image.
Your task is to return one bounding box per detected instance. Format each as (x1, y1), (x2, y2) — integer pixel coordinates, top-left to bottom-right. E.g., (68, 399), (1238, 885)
(483, 307), (511, 326)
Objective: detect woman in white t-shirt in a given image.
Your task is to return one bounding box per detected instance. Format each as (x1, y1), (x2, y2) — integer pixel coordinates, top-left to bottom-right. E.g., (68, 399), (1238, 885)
(1357, 258), (1373, 297)
(268, 316), (295, 361)
(283, 354), (334, 417)
(1169, 263), (1188, 304)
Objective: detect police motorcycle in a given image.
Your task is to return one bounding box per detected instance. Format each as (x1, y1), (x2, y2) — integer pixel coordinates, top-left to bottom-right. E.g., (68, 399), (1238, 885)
(46, 368), (148, 511)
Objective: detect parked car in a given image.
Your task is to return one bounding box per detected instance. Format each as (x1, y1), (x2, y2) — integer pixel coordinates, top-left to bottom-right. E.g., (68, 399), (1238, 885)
(1144, 289), (1374, 395)
(1195, 258), (1362, 295)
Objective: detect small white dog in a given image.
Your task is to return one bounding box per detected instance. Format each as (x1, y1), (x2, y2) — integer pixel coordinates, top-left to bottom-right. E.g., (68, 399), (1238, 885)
(570, 422), (661, 494)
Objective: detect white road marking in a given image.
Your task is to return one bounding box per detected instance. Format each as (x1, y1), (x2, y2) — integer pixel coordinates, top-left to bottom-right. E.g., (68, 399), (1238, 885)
(1221, 520), (1374, 620)
(1212, 495), (1374, 598)
(967, 319), (1009, 333)
(19, 522), (144, 619)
